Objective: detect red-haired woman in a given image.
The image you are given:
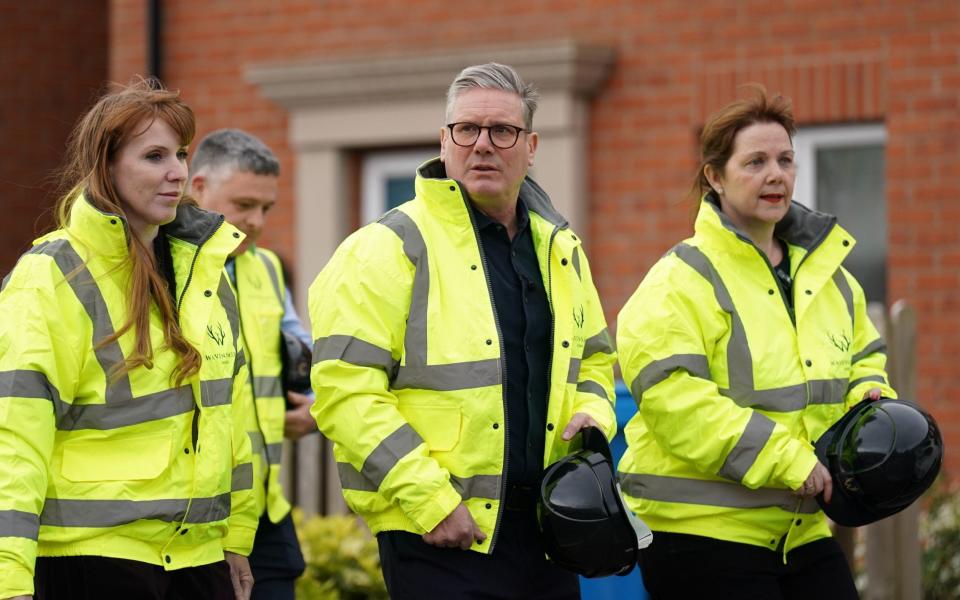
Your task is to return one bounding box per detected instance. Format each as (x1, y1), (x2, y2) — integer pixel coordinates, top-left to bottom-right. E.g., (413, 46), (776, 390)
(0, 79), (257, 600)
(616, 88), (895, 598)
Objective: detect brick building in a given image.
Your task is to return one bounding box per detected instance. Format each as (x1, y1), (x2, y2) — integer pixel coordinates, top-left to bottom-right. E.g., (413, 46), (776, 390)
(4, 1), (959, 479)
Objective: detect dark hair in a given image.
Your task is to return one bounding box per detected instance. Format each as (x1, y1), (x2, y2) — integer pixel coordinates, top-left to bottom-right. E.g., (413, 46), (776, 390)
(694, 85), (796, 201)
(189, 128), (280, 181)
(55, 77), (200, 385)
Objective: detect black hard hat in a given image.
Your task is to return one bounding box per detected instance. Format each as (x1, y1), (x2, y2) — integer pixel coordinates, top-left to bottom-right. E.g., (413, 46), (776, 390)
(814, 398), (942, 527)
(538, 426), (653, 578)
(280, 330), (312, 397)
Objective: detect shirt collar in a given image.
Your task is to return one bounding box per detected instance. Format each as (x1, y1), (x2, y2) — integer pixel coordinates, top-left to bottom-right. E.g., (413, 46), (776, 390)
(470, 197), (531, 233)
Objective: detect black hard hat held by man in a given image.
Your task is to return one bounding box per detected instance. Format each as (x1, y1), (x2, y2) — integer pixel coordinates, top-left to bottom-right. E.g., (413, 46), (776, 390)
(538, 426), (653, 578)
(815, 398), (943, 527)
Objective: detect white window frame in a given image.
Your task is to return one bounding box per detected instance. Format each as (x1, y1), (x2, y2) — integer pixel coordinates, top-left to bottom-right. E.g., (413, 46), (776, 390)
(360, 149), (436, 225)
(793, 124), (886, 209)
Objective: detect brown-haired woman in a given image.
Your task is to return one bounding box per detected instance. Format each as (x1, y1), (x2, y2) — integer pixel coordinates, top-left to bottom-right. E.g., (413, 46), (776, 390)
(0, 79), (257, 600)
(616, 88), (895, 598)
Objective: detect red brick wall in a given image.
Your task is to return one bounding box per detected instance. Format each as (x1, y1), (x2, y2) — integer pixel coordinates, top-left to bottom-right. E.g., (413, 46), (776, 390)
(105, 0), (960, 472)
(0, 0), (107, 273)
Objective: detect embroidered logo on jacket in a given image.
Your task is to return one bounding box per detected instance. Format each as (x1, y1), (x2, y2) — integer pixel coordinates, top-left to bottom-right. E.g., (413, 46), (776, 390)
(828, 332), (851, 353)
(573, 305), (585, 329)
(207, 323), (227, 346)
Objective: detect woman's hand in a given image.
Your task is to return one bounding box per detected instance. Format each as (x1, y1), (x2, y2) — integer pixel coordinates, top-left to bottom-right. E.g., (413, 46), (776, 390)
(795, 461), (833, 503)
(863, 387), (882, 401)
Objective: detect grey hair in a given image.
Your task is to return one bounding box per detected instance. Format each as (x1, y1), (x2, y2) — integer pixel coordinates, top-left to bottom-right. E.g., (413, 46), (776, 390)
(189, 128), (280, 180)
(445, 63), (539, 130)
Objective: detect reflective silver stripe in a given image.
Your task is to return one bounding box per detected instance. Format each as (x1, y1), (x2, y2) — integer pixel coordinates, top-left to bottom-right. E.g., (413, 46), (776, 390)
(0, 369), (57, 402)
(717, 412), (776, 483)
(253, 376), (282, 398)
(200, 378), (233, 407)
(217, 275), (240, 350)
(248, 431), (265, 455)
(40, 239), (133, 403)
(0, 509), (40, 540)
(807, 379), (847, 406)
(847, 375), (885, 394)
(852, 338), (887, 364)
(720, 379), (847, 413)
(234, 349), (246, 377)
(379, 210), (429, 367)
(571, 247), (582, 280)
(337, 462), (377, 492)
(583, 329), (615, 358)
(619, 473), (819, 514)
(231, 463), (253, 491)
(393, 359), (501, 391)
(576, 380), (609, 402)
(257, 251), (283, 303)
(832, 269), (855, 325)
(313, 335), (397, 374)
(57, 386), (195, 431)
(40, 493), (231, 527)
(6, 374), (192, 432)
(451, 474), (501, 500)
(266, 442), (283, 465)
(360, 423), (424, 487)
(632, 354), (710, 402)
(674, 244), (753, 395)
(567, 358), (581, 384)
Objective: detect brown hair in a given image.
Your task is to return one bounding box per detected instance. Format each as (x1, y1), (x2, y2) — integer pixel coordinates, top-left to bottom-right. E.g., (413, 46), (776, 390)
(693, 84), (796, 202)
(55, 77), (201, 385)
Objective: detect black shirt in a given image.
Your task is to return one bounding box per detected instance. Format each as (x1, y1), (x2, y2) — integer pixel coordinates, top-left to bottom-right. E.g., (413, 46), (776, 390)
(470, 199), (552, 488)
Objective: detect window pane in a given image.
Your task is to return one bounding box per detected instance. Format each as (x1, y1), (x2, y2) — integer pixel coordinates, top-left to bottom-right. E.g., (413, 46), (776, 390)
(386, 176), (416, 211)
(815, 145), (886, 303)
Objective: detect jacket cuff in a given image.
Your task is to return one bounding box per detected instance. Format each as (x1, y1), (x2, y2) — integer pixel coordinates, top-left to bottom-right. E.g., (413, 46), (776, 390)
(222, 523), (257, 556)
(0, 564), (35, 598)
(845, 380), (897, 409)
(407, 482), (462, 534)
(781, 443), (819, 491)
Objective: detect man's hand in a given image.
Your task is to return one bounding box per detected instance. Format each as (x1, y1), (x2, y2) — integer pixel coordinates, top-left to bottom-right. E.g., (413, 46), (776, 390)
(561, 412), (600, 441)
(422, 503), (486, 550)
(795, 461), (833, 504)
(6, 595), (31, 599)
(863, 387), (882, 401)
(224, 551), (254, 600)
(284, 391), (317, 440)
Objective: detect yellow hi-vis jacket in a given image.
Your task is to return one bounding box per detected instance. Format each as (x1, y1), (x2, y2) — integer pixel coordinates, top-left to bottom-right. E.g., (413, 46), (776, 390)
(309, 158), (617, 553)
(617, 196), (896, 555)
(231, 247), (291, 523)
(0, 195), (257, 597)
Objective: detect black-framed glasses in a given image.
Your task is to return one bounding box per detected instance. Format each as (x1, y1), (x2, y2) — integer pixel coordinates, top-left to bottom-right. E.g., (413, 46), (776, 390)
(447, 122), (526, 149)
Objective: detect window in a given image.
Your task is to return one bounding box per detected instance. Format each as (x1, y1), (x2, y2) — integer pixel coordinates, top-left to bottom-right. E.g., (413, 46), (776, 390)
(360, 148), (437, 225)
(793, 125), (887, 303)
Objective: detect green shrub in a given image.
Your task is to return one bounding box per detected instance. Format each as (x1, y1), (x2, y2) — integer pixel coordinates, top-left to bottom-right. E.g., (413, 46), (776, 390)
(921, 483), (960, 599)
(293, 509), (388, 600)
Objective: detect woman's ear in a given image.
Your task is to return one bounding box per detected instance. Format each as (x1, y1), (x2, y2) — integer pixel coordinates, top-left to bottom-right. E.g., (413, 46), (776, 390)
(703, 164), (724, 196)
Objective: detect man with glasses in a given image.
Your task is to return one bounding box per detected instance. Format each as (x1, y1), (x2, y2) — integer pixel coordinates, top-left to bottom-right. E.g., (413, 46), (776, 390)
(308, 63), (616, 599)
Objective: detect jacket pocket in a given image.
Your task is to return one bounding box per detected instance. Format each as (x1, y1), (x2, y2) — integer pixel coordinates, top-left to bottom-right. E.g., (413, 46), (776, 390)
(397, 404), (462, 453)
(61, 432), (172, 482)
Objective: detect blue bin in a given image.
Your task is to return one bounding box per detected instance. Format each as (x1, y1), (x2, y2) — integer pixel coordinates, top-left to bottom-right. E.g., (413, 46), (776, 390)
(579, 382), (648, 600)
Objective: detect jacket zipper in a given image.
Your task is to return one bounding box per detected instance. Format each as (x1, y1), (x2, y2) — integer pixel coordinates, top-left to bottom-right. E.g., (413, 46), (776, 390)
(175, 215), (225, 315)
(461, 191), (509, 554)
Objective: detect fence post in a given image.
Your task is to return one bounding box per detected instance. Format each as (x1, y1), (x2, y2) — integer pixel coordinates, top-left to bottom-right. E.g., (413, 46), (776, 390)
(863, 300), (921, 600)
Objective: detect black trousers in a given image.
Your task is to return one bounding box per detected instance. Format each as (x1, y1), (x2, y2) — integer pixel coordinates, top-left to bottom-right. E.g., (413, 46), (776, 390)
(248, 511), (306, 600)
(34, 555), (233, 600)
(638, 532), (859, 600)
(377, 508), (580, 600)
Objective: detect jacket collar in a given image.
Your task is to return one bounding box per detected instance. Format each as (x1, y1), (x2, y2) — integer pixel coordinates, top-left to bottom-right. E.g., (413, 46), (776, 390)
(698, 191), (840, 254)
(60, 192), (238, 257)
(416, 157), (568, 229)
